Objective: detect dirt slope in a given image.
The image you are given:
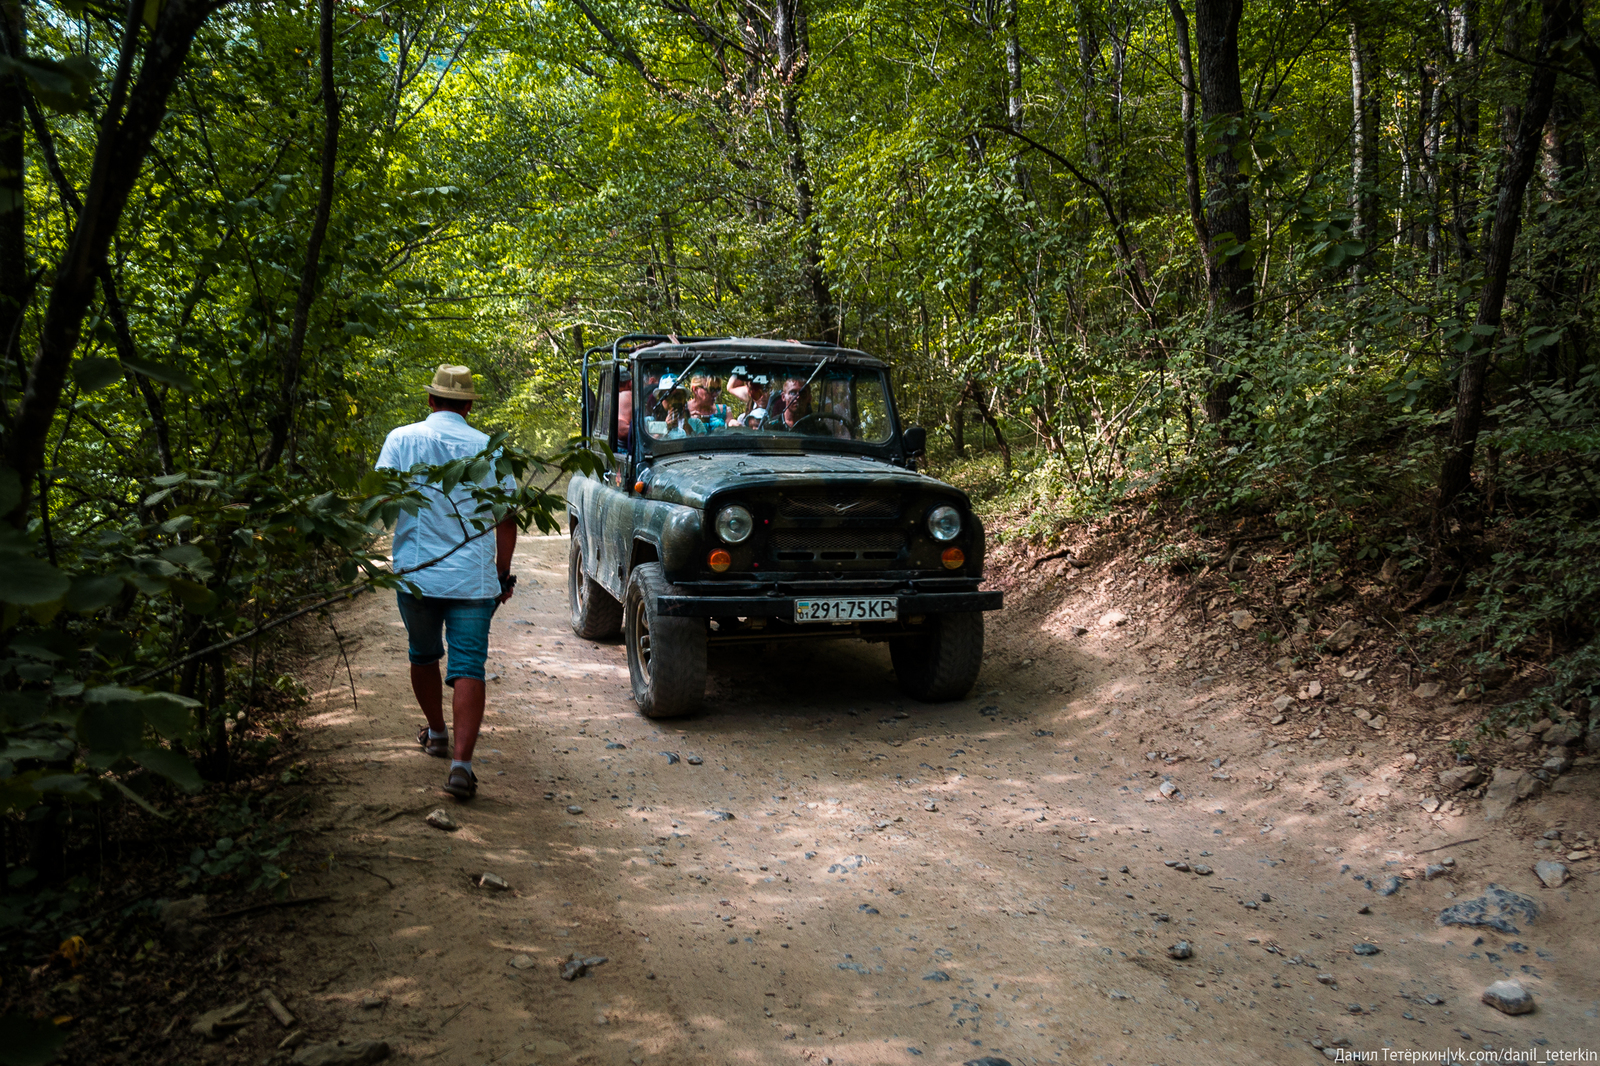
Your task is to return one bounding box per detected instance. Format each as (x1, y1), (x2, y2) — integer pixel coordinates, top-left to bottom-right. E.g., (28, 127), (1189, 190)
(199, 534), (1596, 1066)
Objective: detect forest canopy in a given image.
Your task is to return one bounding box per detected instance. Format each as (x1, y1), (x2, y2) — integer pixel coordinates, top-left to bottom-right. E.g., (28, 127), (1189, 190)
(0, 0), (1596, 900)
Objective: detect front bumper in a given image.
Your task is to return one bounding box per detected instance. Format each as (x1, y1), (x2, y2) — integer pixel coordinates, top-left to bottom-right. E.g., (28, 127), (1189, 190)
(657, 589), (1002, 618)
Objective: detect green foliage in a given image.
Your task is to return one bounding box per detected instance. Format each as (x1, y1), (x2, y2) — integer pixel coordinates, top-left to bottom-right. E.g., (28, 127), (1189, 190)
(177, 796), (293, 896)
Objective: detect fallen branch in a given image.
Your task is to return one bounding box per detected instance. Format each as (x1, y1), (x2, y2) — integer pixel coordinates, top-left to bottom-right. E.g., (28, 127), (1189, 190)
(203, 894), (335, 921)
(1415, 838), (1481, 855)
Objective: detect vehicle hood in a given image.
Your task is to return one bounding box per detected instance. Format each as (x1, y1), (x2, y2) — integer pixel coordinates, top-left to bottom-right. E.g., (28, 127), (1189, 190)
(641, 452), (963, 509)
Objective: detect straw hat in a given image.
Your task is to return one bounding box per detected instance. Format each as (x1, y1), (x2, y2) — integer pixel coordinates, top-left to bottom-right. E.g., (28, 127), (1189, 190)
(425, 364), (482, 400)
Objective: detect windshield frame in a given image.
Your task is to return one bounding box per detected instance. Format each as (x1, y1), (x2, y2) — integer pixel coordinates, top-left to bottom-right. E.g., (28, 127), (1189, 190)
(624, 351), (911, 462)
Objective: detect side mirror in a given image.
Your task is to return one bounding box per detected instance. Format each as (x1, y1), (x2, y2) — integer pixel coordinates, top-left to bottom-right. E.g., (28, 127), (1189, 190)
(902, 425), (927, 457)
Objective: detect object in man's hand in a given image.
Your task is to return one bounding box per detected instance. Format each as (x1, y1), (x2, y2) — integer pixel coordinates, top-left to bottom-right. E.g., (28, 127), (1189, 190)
(498, 572), (517, 599)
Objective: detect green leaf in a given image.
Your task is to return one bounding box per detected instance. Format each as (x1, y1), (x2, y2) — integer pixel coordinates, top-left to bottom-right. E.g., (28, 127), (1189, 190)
(32, 773), (98, 798)
(0, 53), (98, 114)
(123, 570), (169, 595)
(73, 356), (123, 392)
(120, 353), (194, 390)
(159, 543), (207, 569)
(132, 747), (202, 792)
(76, 701), (144, 758)
(140, 692), (199, 741)
(168, 577), (216, 612)
(0, 557), (70, 606)
(0, 1012), (69, 1065)
(65, 573), (124, 612)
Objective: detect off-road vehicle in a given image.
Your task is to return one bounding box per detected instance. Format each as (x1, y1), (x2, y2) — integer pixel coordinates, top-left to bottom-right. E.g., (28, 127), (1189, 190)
(566, 335), (1002, 718)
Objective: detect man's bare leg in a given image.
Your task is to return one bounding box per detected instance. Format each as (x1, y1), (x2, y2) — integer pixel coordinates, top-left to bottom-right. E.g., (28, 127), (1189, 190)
(451, 679), (486, 763)
(411, 663), (446, 733)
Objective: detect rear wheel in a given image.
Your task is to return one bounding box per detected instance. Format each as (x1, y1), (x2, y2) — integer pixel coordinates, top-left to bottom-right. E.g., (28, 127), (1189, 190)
(625, 563), (706, 718)
(569, 531), (621, 640)
(890, 612), (984, 702)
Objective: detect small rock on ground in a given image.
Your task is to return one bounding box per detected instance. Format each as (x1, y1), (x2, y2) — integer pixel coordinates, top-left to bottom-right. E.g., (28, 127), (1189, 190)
(190, 1001), (252, 1039)
(424, 809), (458, 831)
(1481, 980), (1536, 1015)
(1352, 942), (1380, 956)
(1099, 609), (1129, 627)
(1167, 941), (1192, 959)
(1534, 860), (1568, 888)
(1439, 765), (1485, 790)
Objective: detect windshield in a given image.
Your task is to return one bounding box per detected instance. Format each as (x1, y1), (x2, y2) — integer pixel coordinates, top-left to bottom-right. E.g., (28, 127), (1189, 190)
(637, 360), (893, 444)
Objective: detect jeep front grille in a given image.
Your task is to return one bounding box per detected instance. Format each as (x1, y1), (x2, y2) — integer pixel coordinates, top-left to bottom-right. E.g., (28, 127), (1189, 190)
(778, 494), (901, 519)
(769, 531), (906, 562)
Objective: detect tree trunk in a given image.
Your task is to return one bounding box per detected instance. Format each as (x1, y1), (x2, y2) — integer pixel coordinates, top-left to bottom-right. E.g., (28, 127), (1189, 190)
(1533, 91), (1585, 384)
(2, 0), (222, 525)
(774, 0), (836, 344)
(1076, 0), (1102, 171)
(1436, 0), (1571, 510)
(262, 0), (340, 473)
(1004, 0), (1029, 197)
(1168, 1), (1210, 261)
(1348, 20), (1379, 286)
(949, 404), (966, 458)
(1192, 0), (1253, 427)
(0, 0), (25, 371)
(1447, 1), (1481, 267)
(965, 378), (1011, 473)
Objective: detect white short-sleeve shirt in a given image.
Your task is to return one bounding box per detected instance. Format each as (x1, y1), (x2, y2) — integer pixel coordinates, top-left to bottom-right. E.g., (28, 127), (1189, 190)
(375, 411), (516, 599)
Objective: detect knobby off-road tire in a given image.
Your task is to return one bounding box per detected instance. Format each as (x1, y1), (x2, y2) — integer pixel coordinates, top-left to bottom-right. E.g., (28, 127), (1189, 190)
(890, 611), (984, 702)
(569, 531), (622, 640)
(624, 563), (707, 718)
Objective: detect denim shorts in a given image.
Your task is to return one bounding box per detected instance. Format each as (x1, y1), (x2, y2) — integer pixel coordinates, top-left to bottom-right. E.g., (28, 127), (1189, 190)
(395, 593), (496, 686)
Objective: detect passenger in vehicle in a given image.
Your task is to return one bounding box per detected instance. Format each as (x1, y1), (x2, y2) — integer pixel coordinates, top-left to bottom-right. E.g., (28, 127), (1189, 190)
(655, 375), (696, 438)
(686, 373), (730, 432)
(616, 371), (634, 449)
(727, 366), (772, 428)
(819, 374), (853, 438)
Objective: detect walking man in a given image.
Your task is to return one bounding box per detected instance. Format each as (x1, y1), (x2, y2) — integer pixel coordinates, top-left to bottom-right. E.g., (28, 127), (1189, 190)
(376, 365), (516, 800)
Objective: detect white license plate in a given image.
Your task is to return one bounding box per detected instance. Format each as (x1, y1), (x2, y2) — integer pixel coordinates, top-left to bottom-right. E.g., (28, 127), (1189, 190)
(793, 597), (898, 623)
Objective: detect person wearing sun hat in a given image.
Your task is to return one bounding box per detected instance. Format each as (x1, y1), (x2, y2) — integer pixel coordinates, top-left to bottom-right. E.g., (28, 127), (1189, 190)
(375, 364), (518, 800)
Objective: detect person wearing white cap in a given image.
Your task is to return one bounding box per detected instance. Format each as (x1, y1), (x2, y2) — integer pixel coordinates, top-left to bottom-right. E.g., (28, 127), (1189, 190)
(375, 365), (517, 800)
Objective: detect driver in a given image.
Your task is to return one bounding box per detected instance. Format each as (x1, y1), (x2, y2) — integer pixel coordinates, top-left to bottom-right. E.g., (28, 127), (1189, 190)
(769, 375), (813, 430)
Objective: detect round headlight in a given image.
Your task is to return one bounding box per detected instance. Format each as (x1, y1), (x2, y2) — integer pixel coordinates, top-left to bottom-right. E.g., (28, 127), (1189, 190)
(715, 504), (754, 544)
(927, 505), (961, 542)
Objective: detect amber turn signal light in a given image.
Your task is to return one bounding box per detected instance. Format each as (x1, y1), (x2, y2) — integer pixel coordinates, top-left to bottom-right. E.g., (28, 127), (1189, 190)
(634, 480), (646, 493)
(708, 549), (732, 572)
(940, 547), (965, 569)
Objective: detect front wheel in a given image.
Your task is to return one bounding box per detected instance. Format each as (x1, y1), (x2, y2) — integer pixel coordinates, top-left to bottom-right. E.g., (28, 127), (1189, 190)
(624, 563), (706, 719)
(569, 531), (622, 640)
(890, 612), (984, 702)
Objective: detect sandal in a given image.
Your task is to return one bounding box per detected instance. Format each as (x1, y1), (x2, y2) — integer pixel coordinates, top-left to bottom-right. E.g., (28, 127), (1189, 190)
(444, 765), (478, 800)
(418, 725), (449, 759)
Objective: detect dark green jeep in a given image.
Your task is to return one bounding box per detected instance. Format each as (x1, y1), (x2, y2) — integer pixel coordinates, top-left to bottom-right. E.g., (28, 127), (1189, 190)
(566, 335), (1002, 718)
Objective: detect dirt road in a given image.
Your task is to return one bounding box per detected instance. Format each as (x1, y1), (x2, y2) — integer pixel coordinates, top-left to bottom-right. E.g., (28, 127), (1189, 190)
(236, 534), (1596, 1066)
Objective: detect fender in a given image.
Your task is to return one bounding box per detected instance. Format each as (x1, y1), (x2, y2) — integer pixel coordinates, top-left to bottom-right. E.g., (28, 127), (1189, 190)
(632, 498), (703, 585)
